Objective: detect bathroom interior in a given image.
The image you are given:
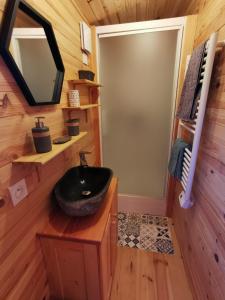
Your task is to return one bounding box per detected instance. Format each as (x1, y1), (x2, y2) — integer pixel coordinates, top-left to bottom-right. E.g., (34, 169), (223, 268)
(0, 0), (224, 299)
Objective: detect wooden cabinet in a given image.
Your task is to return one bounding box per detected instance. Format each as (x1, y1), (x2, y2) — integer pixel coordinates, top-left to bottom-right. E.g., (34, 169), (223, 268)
(38, 177), (118, 300)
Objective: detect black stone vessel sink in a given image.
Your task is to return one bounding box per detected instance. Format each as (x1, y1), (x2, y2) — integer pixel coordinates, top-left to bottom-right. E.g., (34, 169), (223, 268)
(54, 166), (113, 216)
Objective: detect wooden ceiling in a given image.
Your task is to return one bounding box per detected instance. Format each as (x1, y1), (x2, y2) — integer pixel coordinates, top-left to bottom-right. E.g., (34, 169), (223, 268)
(75, 0), (204, 26)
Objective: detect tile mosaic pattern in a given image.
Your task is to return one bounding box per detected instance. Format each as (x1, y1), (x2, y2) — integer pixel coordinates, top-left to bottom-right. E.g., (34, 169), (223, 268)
(118, 212), (174, 255)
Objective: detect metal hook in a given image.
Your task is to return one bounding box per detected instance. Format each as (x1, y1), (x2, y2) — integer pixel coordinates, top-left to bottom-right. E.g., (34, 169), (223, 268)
(0, 94), (9, 108)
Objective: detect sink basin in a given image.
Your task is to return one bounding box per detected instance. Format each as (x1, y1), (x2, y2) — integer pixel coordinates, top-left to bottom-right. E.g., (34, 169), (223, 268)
(54, 166), (113, 216)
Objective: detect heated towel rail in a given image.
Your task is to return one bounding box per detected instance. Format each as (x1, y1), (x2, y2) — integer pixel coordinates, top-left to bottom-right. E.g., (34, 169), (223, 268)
(177, 32), (221, 208)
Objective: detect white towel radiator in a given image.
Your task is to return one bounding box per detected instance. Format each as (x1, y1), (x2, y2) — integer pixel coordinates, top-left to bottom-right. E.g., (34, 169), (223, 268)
(177, 32), (221, 208)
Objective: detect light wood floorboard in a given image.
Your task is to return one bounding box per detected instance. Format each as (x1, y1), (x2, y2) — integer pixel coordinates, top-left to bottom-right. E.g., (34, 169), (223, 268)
(110, 221), (193, 300)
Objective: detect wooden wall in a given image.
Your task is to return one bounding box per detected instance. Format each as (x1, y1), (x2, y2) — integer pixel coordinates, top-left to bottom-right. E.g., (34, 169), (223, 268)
(172, 1), (225, 299)
(0, 1), (100, 299)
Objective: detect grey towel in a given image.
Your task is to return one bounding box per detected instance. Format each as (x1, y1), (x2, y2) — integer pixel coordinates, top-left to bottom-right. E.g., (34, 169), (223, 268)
(168, 138), (192, 180)
(177, 42), (206, 121)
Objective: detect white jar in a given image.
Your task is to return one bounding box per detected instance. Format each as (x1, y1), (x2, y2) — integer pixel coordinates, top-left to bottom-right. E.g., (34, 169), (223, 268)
(68, 90), (80, 107)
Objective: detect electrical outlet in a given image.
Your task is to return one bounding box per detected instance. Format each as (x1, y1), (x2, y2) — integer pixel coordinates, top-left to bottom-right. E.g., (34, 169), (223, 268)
(8, 178), (28, 206)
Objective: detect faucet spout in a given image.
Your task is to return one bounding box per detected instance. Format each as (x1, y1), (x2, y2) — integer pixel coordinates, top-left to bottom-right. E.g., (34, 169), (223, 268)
(79, 151), (91, 167)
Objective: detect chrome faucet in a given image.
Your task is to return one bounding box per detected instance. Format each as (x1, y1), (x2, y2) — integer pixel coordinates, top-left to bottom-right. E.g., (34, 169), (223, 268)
(79, 151), (91, 167)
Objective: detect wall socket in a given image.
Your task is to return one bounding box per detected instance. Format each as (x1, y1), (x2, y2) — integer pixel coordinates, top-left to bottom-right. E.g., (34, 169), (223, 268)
(8, 178), (28, 206)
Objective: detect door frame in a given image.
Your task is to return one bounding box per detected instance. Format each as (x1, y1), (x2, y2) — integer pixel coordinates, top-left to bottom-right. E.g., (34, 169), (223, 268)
(95, 17), (185, 214)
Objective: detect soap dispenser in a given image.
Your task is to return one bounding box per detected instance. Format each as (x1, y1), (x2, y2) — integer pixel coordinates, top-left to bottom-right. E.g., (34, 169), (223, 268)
(32, 117), (52, 153)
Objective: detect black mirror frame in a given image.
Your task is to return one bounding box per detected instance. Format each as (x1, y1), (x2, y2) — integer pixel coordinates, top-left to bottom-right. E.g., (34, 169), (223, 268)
(0, 0), (65, 106)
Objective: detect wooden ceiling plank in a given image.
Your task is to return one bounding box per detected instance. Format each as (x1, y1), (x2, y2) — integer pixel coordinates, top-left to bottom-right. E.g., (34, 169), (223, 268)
(113, 0), (127, 23)
(195, 0), (225, 45)
(88, 0), (111, 25)
(158, 0), (173, 19)
(74, 0), (207, 25)
(145, 0), (158, 21)
(170, 0), (185, 17)
(154, 0), (166, 19)
(74, 0), (100, 25)
(124, 0), (137, 22)
(136, 0), (154, 22)
(182, 0), (205, 16)
(99, 0), (120, 24)
(70, 0), (96, 24)
(136, 0), (144, 22)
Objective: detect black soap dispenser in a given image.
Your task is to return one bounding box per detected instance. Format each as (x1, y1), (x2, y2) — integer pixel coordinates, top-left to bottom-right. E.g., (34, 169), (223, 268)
(32, 117), (52, 153)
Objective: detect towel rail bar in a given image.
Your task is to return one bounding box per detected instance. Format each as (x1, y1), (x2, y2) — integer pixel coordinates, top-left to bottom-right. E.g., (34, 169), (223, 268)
(183, 157), (191, 167)
(182, 169), (189, 181)
(182, 171), (189, 182)
(181, 180), (187, 191)
(179, 121), (195, 134)
(184, 153), (191, 162)
(181, 176), (187, 185)
(183, 163), (190, 174)
(181, 176), (188, 187)
(185, 148), (192, 157)
(184, 149), (191, 157)
(184, 155), (191, 163)
(183, 159), (190, 169)
(177, 32), (218, 208)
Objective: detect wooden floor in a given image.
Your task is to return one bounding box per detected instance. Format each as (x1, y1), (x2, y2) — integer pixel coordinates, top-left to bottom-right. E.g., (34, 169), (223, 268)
(110, 221), (193, 300)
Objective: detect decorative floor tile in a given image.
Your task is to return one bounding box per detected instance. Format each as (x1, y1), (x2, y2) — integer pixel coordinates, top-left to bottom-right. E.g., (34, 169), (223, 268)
(155, 216), (168, 227)
(141, 214), (155, 225)
(154, 239), (174, 254)
(118, 221), (127, 234)
(118, 212), (174, 255)
(128, 213), (142, 225)
(118, 212), (128, 222)
(156, 226), (171, 239)
(126, 222), (140, 235)
(119, 233), (141, 248)
(140, 224), (158, 241)
(140, 235), (157, 252)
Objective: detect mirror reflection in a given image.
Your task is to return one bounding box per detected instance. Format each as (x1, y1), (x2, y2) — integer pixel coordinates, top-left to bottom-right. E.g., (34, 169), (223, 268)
(9, 9), (57, 102)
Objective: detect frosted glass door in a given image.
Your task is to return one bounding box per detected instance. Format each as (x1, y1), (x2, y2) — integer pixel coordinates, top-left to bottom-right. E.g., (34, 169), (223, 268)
(99, 30), (178, 200)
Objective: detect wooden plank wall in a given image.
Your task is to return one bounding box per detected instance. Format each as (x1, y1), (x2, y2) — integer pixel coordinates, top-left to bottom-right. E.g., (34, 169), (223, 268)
(0, 1), (100, 299)
(172, 0), (225, 299)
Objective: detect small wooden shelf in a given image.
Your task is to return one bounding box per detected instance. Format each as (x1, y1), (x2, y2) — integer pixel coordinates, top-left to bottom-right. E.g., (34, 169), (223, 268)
(62, 104), (100, 111)
(13, 132), (87, 166)
(68, 79), (102, 87)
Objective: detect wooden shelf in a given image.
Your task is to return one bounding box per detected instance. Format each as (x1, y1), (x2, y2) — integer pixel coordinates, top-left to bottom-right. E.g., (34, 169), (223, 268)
(68, 79), (102, 87)
(13, 132), (87, 166)
(62, 104), (100, 111)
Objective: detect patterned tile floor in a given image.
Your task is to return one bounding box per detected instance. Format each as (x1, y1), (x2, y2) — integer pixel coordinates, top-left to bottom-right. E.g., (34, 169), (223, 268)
(118, 212), (174, 255)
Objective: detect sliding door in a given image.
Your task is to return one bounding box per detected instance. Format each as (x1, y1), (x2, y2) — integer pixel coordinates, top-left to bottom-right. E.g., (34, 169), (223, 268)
(99, 30), (178, 200)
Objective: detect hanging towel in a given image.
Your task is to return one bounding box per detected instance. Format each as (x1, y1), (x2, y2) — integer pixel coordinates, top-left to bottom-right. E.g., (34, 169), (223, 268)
(176, 42), (206, 121)
(168, 138), (192, 180)
(190, 87), (201, 120)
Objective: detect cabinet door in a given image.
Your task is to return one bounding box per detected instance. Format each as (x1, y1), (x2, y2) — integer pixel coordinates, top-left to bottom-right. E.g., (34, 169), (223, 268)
(110, 187), (118, 276)
(40, 239), (100, 300)
(100, 216), (112, 300)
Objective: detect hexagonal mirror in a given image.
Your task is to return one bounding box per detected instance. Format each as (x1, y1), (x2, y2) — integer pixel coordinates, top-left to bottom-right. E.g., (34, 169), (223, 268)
(0, 0), (64, 105)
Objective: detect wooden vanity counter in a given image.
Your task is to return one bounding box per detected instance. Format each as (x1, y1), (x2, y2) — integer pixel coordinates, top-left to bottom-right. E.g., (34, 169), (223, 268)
(37, 177), (118, 300)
